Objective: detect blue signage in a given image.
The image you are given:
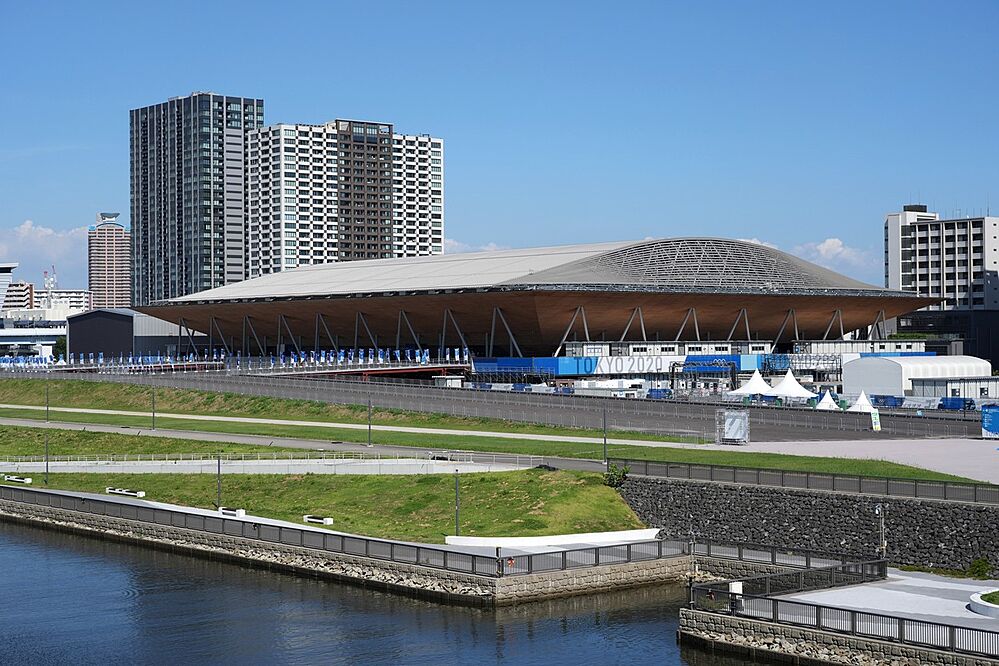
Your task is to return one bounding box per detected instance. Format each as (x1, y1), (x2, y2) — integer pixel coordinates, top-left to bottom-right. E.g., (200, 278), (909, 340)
(982, 405), (999, 439)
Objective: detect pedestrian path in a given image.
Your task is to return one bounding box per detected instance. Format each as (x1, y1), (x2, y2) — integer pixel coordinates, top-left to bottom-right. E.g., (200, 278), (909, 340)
(0, 403), (667, 447)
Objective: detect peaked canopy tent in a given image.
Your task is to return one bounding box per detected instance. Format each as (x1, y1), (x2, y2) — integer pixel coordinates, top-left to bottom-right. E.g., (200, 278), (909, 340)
(847, 390), (875, 413)
(728, 369), (772, 396)
(815, 390), (840, 411)
(765, 369), (818, 400)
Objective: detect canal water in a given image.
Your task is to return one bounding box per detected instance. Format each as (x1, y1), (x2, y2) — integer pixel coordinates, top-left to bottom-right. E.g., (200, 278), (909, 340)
(0, 522), (754, 665)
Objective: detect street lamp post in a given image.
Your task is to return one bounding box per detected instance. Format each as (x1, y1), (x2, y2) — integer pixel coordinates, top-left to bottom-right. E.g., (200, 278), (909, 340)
(44, 431), (49, 485)
(45, 383), (49, 423)
(216, 454), (222, 509)
(367, 397), (372, 447)
(602, 407), (608, 467)
(151, 386), (156, 430)
(874, 503), (886, 558)
(454, 470), (460, 536)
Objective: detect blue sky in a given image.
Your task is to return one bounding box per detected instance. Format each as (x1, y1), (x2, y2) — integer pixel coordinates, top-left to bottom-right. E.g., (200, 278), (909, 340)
(1, 1), (998, 288)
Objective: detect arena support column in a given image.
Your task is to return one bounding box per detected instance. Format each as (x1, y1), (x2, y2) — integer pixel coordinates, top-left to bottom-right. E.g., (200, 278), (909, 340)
(674, 307), (701, 341)
(314, 313), (338, 353)
(821, 309), (845, 341)
(618, 307), (647, 342)
(242, 315), (266, 356)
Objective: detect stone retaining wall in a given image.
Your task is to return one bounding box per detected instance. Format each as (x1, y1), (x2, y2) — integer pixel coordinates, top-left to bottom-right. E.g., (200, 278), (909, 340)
(678, 609), (995, 666)
(0, 498), (717, 606)
(622, 476), (999, 572)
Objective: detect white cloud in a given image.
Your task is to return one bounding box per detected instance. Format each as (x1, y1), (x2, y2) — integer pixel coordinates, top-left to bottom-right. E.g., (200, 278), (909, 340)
(0, 220), (89, 288)
(444, 238), (509, 254)
(738, 237), (779, 249)
(793, 237), (879, 281)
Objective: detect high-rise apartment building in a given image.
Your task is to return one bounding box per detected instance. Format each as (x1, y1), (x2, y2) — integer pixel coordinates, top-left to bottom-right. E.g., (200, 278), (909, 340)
(885, 204), (999, 364)
(130, 92), (264, 305)
(88, 212), (131, 308)
(884, 204), (999, 309)
(245, 119), (443, 276)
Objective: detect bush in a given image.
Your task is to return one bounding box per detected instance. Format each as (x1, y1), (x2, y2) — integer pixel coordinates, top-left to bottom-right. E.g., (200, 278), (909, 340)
(968, 558), (994, 579)
(604, 463), (629, 488)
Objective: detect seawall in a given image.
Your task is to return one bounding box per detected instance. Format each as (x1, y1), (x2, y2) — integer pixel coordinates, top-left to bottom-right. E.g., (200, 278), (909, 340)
(621, 476), (999, 571)
(0, 486), (738, 606)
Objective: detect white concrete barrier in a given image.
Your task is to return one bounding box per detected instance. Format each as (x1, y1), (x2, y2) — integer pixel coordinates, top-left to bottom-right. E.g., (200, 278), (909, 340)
(970, 591), (999, 618)
(446, 528), (661, 549)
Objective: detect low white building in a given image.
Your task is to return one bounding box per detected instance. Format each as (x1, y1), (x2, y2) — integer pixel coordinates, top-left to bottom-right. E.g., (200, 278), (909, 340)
(842, 355), (992, 397)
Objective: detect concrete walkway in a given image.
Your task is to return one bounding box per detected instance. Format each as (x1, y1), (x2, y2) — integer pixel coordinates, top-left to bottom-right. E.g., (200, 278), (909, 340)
(0, 403), (655, 448)
(0, 417), (606, 473)
(741, 438), (999, 484)
(781, 568), (999, 631)
(0, 457), (522, 475)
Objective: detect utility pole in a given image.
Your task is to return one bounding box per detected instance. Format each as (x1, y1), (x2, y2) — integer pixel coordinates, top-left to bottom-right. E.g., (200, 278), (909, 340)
(454, 470), (460, 536)
(367, 397), (372, 447)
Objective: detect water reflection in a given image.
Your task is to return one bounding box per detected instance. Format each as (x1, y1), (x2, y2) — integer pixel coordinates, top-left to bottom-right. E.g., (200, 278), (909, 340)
(0, 522), (758, 665)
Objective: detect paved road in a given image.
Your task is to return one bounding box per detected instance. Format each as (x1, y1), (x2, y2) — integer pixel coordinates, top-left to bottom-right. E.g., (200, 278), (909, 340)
(731, 438), (999, 483)
(12, 371), (982, 441)
(0, 403), (707, 448)
(2, 415), (997, 482)
(781, 568), (999, 631)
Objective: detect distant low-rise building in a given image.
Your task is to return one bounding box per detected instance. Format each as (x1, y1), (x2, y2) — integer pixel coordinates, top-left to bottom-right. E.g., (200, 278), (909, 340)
(3, 280), (34, 310)
(0, 263), (17, 307)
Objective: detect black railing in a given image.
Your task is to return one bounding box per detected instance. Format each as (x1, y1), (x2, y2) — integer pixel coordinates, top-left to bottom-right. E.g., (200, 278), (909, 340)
(690, 586), (999, 658)
(695, 560), (888, 597)
(1, 485), (858, 579)
(612, 457), (999, 505)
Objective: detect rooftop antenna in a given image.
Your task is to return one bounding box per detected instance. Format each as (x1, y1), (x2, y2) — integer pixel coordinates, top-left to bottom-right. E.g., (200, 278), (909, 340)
(43, 265), (57, 291)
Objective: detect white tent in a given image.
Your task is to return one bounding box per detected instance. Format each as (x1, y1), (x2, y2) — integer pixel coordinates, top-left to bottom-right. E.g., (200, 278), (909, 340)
(847, 390), (875, 413)
(815, 390), (840, 411)
(728, 369), (772, 396)
(765, 369), (818, 400)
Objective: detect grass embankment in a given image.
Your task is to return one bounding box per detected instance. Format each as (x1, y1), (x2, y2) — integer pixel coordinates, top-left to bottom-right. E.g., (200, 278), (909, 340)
(982, 591), (999, 604)
(0, 378), (687, 442)
(0, 427), (301, 457)
(1, 469), (642, 543)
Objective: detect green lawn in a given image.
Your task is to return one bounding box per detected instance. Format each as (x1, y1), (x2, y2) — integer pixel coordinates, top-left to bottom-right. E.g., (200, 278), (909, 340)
(0, 426), (301, 457)
(982, 591), (999, 604)
(0, 377), (692, 442)
(1, 469), (643, 543)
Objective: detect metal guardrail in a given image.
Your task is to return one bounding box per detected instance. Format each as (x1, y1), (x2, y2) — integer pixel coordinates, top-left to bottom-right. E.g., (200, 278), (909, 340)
(690, 565), (999, 659)
(696, 560), (889, 597)
(0, 485), (858, 579)
(0, 451), (544, 466)
(0, 485), (503, 576)
(611, 457), (999, 505)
